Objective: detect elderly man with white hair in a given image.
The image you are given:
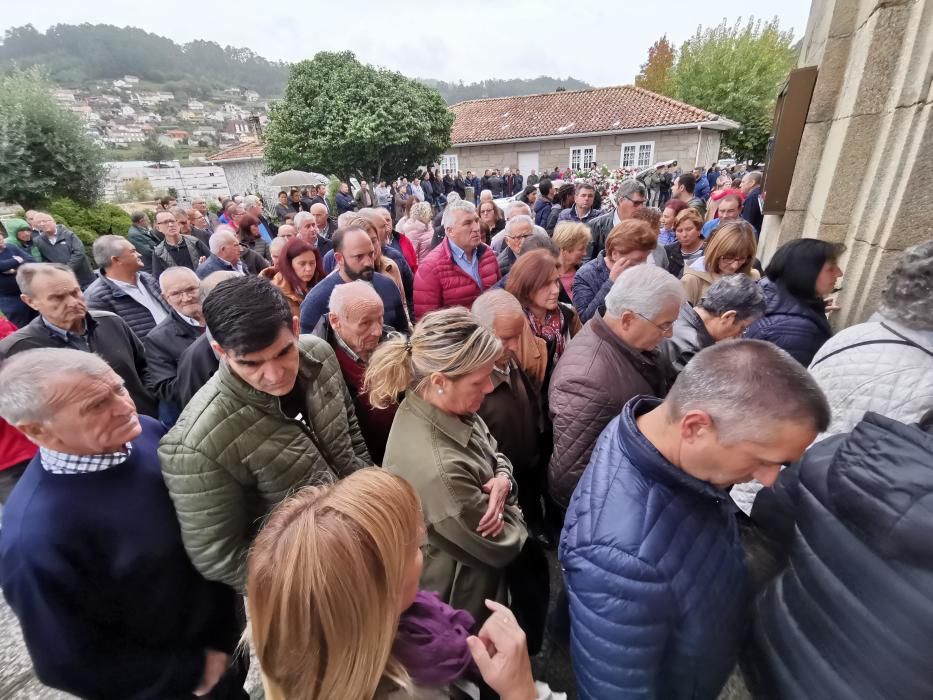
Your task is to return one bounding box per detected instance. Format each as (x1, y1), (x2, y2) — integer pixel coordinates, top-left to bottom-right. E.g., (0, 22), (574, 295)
(587, 179), (648, 259)
(490, 200), (550, 254)
(0, 348), (245, 699)
(143, 267), (207, 424)
(311, 280), (397, 463)
(294, 210), (333, 256)
(412, 199), (500, 319)
(549, 264), (683, 508)
(196, 226), (246, 279)
(84, 235), (171, 340)
(310, 202), (337, 240)
(496, 215), (536, 276)
(32, 212), (95, 288)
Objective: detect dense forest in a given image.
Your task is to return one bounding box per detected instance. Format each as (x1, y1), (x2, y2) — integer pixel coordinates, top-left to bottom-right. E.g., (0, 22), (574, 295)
(0, 24), (592, 102)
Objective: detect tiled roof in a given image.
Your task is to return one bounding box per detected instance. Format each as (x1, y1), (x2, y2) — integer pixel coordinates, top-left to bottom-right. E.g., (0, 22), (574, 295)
(206, 142), (265, 162)
(450, 86), (733, 145)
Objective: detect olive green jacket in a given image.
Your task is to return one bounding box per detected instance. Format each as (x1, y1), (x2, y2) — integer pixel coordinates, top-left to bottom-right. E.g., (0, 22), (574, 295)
(159, 335), (371, 591)
(383, 393), (527, 624)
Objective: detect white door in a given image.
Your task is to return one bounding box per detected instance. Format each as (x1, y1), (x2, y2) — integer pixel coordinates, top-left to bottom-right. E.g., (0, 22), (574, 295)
(518, 152), (539, 176)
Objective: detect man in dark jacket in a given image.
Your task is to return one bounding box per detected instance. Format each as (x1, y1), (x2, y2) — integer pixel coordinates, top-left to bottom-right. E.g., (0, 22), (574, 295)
(488, 170), (504, 198)
(0, 349), (245, 699)
(335, 182), (356, 215)
(127, 211), (162, 273)
(144, 267), (206, 421)
(746, 411), (933, 700)
(740, 171), (764, 233)
(197, 228), (248, 279)
(586, 179), (647, 259)
(32, 213), (94, 288)
(152, 210), (211, 278)
(503, 169), (516, 198)
(84, 235), (172, 341)
(533, 179), (554, 228)
(0, 264), (157, 417)
(561, 340), (830, 699)
(659, 275), (765, 373)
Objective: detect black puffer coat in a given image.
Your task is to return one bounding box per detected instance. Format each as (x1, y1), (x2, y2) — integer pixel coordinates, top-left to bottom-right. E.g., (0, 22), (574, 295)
(83, 271), (171, 340)
(748, 413), (933, 699)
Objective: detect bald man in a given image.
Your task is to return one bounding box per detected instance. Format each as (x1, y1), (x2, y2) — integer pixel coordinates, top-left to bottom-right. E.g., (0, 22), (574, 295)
(312, 280), (397, 463)
(277, 224), (297, 240)
(310, 202), (337, 240)
(144, 268), (207, 423)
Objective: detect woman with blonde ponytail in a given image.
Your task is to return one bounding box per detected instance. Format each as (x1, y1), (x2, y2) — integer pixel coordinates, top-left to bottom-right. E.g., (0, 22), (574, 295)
(247, 469), (563, 700)
(365, 307), (528, 627)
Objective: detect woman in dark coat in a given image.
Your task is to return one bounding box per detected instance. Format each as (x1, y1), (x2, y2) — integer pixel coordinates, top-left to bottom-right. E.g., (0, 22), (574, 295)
(745, 238), (844, 366)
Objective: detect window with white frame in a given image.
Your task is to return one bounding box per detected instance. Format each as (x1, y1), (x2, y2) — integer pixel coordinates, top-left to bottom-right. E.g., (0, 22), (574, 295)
(439, 154), (459, 174)
(569, 145), (596, 171)
(621, 141), (655, 169)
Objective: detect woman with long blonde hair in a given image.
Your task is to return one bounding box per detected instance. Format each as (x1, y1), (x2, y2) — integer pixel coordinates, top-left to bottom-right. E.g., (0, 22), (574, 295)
(247, 469), (558, 700)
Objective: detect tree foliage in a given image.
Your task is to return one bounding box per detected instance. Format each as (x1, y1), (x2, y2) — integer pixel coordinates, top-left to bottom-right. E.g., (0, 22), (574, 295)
(0, 24), (288, 95)
(122, 177), (154, 202)
(141, 132), (174, 165)
(265, 52), (454, 182)
(668, 18), (797, 162)
(635, 37), (675, 95)
(48, 197), (132, 251)
(0, 68), (105, 209)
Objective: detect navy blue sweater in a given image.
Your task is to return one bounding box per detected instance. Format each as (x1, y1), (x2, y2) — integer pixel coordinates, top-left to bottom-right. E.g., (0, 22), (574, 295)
(299, 270), (410, 334)
(0, 417), (240, 700)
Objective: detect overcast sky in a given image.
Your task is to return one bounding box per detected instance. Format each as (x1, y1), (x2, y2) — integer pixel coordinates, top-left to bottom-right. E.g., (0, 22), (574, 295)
(3, 1), (813, 86)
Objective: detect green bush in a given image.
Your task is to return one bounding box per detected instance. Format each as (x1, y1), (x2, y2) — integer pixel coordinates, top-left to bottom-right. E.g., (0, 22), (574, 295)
(326, 176), (340, 217)
(48, 197), (133, 260)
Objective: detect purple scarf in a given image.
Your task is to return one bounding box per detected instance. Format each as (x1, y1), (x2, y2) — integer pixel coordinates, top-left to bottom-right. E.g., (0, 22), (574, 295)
(392, 590), (478, 687)
(526, 307), (567, 362)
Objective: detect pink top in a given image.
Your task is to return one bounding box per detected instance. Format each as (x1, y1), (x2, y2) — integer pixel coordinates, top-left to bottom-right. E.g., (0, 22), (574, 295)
(560, 271), (576, 300)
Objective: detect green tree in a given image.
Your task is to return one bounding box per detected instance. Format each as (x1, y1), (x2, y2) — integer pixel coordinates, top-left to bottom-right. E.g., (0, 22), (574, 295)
(0, 68), (105, 209)
(122, 177), (154, 201)
(141, 132), (174, 165)
(668, 18), (797, 162)
(264, 52), (454, 182)
(635, 36), (675, 95)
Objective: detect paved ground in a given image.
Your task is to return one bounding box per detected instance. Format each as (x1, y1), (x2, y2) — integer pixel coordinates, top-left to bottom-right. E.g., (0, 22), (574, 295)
(0, 550), (749, 699)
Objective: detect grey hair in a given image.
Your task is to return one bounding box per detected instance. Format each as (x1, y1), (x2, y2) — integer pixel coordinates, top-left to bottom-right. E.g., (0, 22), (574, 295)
(612, 179), (647, 205)
(16, 263), (75, 297)
(479, 190), (493, 200)
(92, 234), (132, 269)
(329, 280), (383, 318)
(505, 215), (534, 237)
(604, 265), (686, 319)
(472, 289), (524, 329)
(504, 201), (531, 219)
(209, 228), (237, 254)
(442, 199), (477, 229)
(243, 194), (261, 210)
(666, 339), (830, 442)
(268, 237), (287, 255)
(191, 197), (206, 205)
(697, 274), (766, 322)
(0, 348), (113, 425)
(130, 210), (148, 225)
(446, 192), (461, 205)
(201, 270), (239, 295)
(293, 211), (314, 229)
(521, 235), (559, 256)
(880, 240), (933, 330)
(336, 211), (357, 228)
(159, 265), (199, 290)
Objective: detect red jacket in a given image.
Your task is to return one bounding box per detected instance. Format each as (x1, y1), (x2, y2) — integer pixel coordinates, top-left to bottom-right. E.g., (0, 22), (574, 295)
(0, 318), (38, 470)
(413, 239), (500, 320)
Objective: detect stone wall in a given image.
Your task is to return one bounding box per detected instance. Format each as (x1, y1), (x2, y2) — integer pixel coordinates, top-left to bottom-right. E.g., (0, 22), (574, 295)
(449, 128), (722, 175)
(759, 0), (933, 327)
(222, 160), (268, 197)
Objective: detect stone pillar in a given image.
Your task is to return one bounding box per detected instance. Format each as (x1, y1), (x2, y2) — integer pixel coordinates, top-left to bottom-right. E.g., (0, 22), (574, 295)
(760, 0), (933, 327)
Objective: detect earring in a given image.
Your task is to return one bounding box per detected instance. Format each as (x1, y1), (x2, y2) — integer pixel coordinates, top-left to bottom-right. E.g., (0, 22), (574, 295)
(437, 389), (444, 394)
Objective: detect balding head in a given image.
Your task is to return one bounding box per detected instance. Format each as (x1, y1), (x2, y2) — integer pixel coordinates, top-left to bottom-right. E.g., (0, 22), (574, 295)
(310, 203), (329, 229)
(472, 289), (526, 358)
(209, 227), (240, 264)
(159, 266), (203, 320)
(327, 280), (384, 360)
(277, 224), (297, 240)
(505, 201), (531, 220)
(269, 236), (288, 267)
(201, 270), (239, 295)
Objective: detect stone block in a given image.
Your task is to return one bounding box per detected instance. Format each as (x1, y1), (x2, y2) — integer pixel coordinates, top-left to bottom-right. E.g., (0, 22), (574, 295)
(818, 112), (883, 225)
(848, 5), (911, 117)
(827, 0), (859, 38)
(785, 121), (832, 211)
(808, 35), (852, 123)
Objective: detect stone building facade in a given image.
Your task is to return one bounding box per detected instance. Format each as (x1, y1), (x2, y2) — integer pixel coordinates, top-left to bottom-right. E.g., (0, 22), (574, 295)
(444, 86), (736, 177)
(759, 0), (933, 327)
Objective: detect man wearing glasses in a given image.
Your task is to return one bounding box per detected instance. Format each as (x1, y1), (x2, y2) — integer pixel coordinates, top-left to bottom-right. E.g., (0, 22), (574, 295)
(151, 211), (210, 279)
(588, 179), (648, 260)
(496, 215), (535, 276)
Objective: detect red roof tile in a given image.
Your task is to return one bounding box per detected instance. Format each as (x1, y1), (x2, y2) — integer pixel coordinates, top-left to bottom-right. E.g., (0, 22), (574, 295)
(450, 85), (731, 145)
(206, 142), (265, 162)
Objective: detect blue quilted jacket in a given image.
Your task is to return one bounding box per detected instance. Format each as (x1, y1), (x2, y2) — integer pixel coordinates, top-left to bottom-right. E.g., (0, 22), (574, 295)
(745, 278), (832, 366)
(560, 396), (751, 699)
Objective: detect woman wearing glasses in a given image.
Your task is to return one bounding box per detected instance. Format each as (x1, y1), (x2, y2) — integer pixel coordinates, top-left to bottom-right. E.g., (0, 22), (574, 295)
(548, 264), (683, 510)
(681, 220), (759, 305)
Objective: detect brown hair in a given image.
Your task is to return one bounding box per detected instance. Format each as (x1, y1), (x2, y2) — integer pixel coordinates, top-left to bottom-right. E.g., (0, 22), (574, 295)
(630, 206), (661, 233)
(674, 208), (704, 233)
(505, 249), (560, 307)
(246, 469), (421, 700)
(604, 219), (658, 257)
(704, 220), (757, 276)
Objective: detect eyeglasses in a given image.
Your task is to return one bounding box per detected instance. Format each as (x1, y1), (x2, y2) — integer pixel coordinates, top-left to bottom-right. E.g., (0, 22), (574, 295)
(507, 233), (533, 241)
(635, 312), (674, 333)
(156, 219), (177, 226)
(165, 286), (200, 299)
(624, 196), (646, 207)
(720, 255), (749, 264)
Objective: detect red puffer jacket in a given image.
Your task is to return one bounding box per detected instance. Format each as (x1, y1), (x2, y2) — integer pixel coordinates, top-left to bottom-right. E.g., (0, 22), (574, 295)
(413, 239), (500, 320)
(0, 318), (38, 471)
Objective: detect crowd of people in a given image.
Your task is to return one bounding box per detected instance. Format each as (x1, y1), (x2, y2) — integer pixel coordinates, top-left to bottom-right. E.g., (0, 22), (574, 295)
(0, 157), (931, 700)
